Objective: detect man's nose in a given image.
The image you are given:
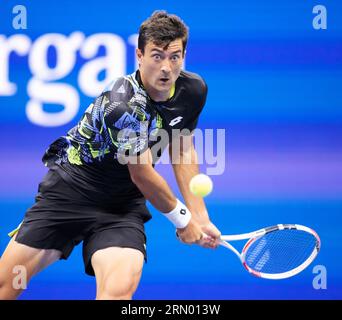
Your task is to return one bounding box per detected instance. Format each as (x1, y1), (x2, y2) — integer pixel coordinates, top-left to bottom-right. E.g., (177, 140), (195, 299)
(160, 60), (171, 73)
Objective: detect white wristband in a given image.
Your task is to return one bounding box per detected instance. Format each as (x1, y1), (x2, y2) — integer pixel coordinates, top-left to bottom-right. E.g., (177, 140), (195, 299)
(164, 199), (192, 229)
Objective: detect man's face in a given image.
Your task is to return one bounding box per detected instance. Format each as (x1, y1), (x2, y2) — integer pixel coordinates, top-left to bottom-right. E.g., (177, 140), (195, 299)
(137, 39), (185, 101)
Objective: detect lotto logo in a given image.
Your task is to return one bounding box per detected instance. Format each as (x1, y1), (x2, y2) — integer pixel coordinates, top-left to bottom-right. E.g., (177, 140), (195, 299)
(169, 116), (183, 127)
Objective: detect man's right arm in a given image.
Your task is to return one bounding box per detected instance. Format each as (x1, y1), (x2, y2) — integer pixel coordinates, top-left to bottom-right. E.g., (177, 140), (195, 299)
(102, 85), (203, 244)
(127, 148), (203, 244)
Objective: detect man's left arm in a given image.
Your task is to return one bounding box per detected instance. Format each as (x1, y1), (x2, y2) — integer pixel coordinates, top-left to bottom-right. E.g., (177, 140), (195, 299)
(169, 134), (221, 248)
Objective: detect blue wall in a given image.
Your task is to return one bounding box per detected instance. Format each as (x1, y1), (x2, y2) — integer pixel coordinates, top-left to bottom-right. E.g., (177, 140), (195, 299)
(0, 0), (341, 299)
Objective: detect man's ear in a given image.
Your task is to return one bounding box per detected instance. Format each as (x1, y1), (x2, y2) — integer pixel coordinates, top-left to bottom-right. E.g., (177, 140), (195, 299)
(136, 48), (143, 64)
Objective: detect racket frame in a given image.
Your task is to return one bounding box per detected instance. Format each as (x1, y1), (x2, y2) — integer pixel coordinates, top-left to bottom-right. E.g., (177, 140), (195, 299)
(220, 224), (321, 279)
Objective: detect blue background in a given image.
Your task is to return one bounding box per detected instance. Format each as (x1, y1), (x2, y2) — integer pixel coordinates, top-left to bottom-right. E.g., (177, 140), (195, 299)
(0, 0), (341, 299)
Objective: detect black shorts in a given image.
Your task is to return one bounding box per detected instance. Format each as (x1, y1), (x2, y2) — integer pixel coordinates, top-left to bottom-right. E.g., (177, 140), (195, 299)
(14, 168), (150, 276)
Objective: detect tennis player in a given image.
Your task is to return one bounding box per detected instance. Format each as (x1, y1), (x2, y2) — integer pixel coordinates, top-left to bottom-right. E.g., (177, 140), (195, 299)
(0, 11), (221, 300)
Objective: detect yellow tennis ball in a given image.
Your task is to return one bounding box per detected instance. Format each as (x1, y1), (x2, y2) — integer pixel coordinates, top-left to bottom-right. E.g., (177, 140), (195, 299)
(189, 174), (213, 197)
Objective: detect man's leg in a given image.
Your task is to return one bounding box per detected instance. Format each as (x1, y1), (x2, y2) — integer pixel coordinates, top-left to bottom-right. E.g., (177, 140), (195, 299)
(91, 247), (144, 300)
(0, 236), (62, 300)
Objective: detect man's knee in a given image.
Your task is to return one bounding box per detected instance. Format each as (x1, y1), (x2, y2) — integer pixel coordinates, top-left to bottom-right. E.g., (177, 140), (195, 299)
(0, 281), (21, 300)
(96, 273), (136, 300)
(96, 284), (134, 300)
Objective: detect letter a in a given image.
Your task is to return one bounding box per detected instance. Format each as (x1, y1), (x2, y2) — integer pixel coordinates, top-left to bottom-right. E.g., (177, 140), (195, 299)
(12, 265), (27, 290)
(312, 5), (327, 30)
(12, 5), (27, 30)
(312, 265), (327, 289)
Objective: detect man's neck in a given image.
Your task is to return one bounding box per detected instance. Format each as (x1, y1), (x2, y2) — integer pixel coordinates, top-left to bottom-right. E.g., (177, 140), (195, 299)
(147, 88), (170, 102)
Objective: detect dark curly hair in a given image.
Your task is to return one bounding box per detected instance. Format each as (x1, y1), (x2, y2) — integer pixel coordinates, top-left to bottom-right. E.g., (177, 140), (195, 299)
(138, 10), (189, 56)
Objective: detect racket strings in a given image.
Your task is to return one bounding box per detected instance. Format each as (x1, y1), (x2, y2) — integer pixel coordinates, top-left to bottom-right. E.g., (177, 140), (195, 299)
(244, 229), (317, 274)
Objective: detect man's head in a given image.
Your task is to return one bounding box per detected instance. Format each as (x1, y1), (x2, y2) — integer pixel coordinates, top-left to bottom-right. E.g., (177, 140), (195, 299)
(136, 11), (189, 101)
(138, 10), (189, 56)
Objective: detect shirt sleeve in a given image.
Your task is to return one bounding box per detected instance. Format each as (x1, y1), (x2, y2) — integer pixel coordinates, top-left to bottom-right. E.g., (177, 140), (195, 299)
(103, 98), (150, 157)
(184, 78), (208, 133)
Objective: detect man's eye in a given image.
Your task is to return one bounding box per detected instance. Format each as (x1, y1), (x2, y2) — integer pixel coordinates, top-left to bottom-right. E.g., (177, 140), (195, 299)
(171, 55), (180, 61)
(153, 54), (161, 60)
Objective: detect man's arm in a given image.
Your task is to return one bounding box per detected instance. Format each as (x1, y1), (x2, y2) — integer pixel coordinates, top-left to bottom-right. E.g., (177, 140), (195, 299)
(169, 134), (221, 248)
(127, 148), (203, 244)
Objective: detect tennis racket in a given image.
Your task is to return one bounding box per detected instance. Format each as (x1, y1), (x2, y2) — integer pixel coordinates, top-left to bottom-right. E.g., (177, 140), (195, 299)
(219, 224), (321, 279)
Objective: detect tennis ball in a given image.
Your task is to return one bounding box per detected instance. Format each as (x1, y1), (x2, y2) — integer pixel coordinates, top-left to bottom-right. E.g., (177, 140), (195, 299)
(189, 174), (213, 197)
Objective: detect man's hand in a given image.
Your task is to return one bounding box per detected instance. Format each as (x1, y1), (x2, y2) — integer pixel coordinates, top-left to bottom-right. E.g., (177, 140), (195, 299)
(197, 221), (221, 249)
(176, 219), (203, 244)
